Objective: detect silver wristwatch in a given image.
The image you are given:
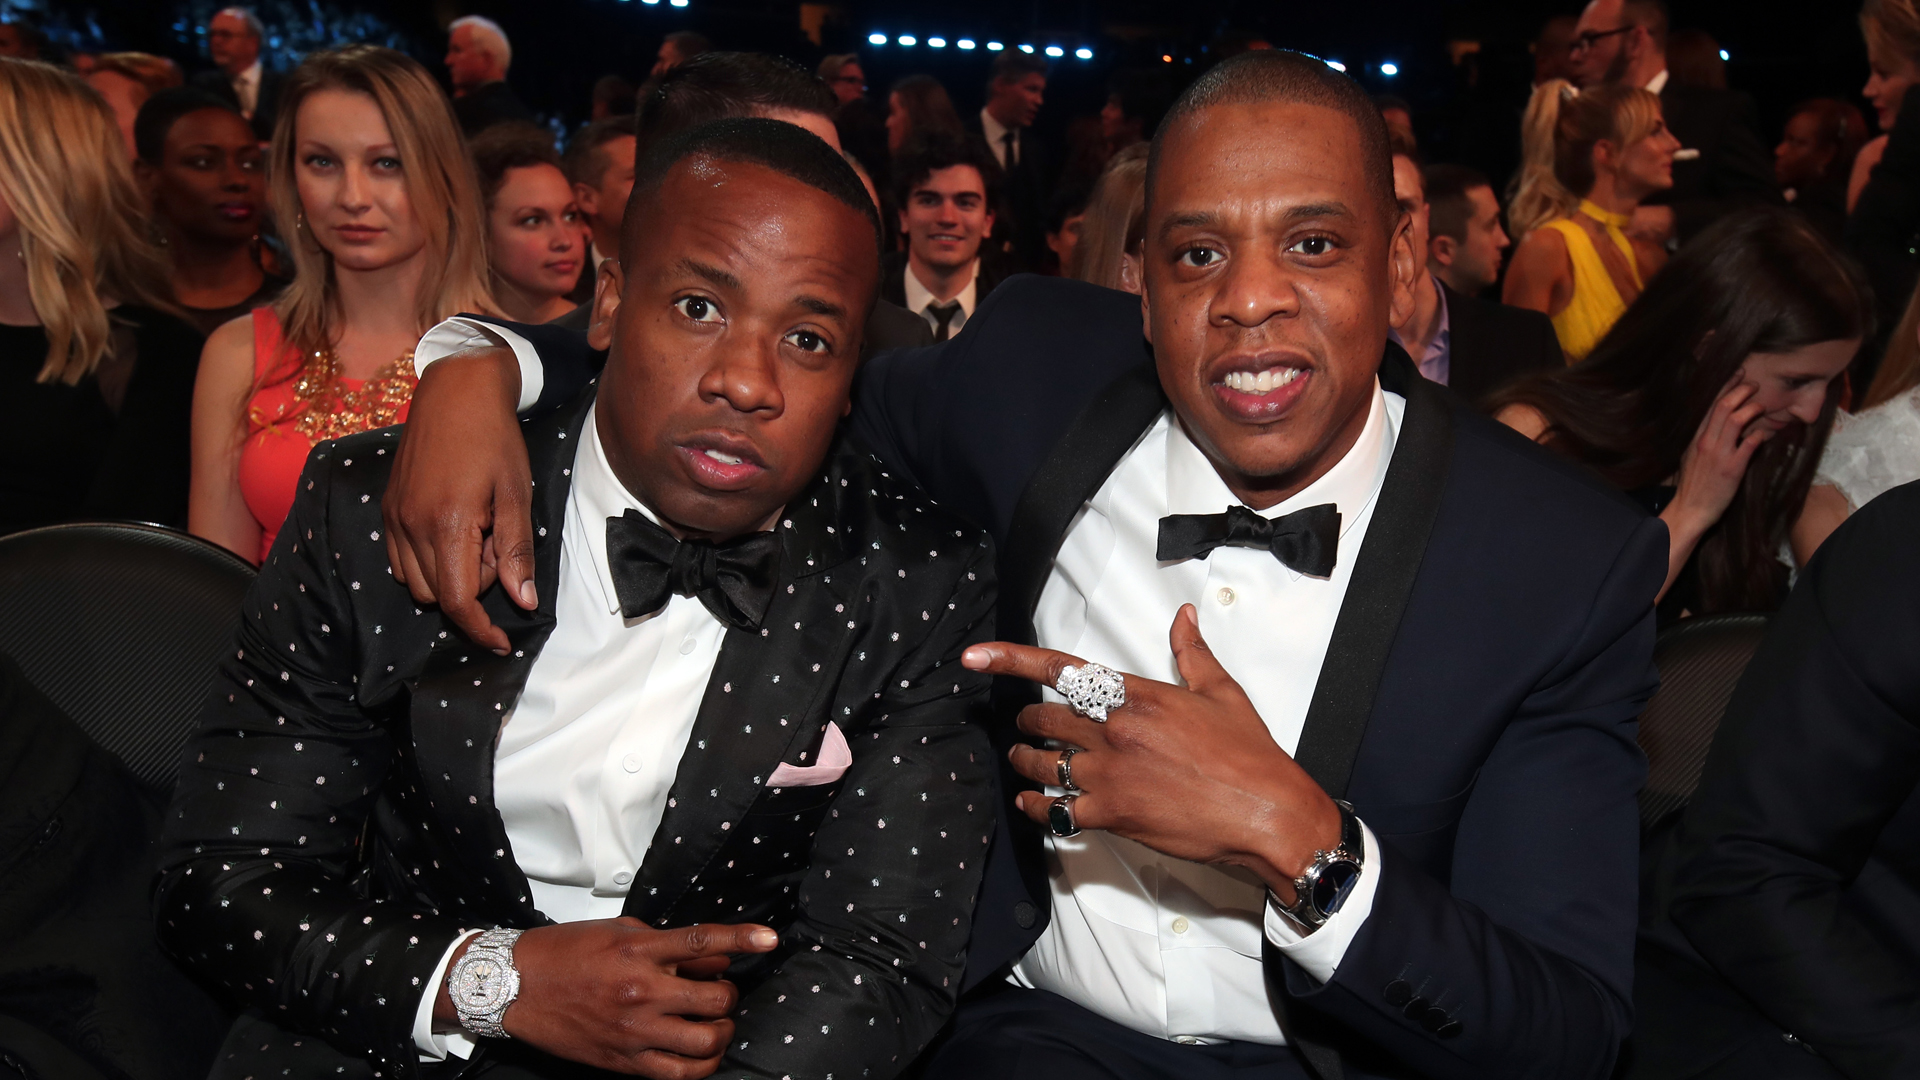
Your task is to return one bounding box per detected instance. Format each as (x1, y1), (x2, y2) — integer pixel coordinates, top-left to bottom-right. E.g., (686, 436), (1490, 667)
(447, 927), (524, 1038)
(1281, 800), (1366, 932)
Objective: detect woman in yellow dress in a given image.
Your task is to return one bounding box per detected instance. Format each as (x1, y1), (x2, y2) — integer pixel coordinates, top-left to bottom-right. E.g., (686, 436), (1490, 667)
(1503, 80), (1679, 362)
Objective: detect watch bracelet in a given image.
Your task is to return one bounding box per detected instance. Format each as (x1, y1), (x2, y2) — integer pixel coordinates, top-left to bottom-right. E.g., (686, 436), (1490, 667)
(450, 926), (524, 1039)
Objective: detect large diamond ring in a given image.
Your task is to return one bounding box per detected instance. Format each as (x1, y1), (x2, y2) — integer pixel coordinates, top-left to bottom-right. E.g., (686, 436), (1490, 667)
(1055, 662), (1127, 722)
(1048, 793), (1082, 837)
(1055, 747), (1081, 791)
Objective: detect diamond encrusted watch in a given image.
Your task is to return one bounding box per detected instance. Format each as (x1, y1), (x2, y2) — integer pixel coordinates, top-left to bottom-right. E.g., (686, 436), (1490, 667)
(1280, 799), (1365, 932)
(447, 927), (524, 1038)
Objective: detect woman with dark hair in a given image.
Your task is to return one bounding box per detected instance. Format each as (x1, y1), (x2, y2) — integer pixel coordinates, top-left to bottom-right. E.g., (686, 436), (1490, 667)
(1776, 98), (1868, 244)
(470, 123), (583, 324)
(884, 73), (963, 154)
(1492, 208), (1871, 624)
(133, 86), (284, 336)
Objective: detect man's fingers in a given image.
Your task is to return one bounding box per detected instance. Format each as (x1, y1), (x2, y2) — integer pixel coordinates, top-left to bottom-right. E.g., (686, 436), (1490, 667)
(1014, 789), (1102, 832)
(658, 923), (780, 962)
(494, 472), (539, 610)
(1014, 703), (1105, 747)
(1008, 742), (1097, 789)
(386, 530), (438, 606)
(959, 641), (1086, 686)
(1168, 604), (1232, 693)
(675, 955), (732, 981)
(436, 529), (511, 655)
(656, 974), (738, 1019)
(630, 1044), (726, 1080)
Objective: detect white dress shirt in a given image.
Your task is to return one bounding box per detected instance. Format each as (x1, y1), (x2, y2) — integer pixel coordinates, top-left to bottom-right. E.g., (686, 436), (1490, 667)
(980, 106), (1017, 169)
(1009, 382), (1398, 1045)
(410, 404), (733, 1059)
(232, 59), (262, 118)
(902, 259), (980, 338)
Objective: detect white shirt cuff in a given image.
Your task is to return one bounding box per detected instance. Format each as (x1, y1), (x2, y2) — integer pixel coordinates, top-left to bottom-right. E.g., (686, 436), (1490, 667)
(411, 928), (483, 1061)
(1262, 818), (1382, 984)
(414, 317), (544, 413)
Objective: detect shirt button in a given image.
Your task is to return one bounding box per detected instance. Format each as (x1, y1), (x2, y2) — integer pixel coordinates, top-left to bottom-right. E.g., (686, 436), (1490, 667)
(1171, 916), (1190, 934)
(1215, 587), (1235, 606)
(679, 637), (696, 655)
(1174, 1035), (1204, 1045)
(622, 754), (641, 773)
(613, 870), (632, 886)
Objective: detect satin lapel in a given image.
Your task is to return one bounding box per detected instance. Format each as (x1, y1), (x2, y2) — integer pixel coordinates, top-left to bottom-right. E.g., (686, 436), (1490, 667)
(1292, 346), (1453, 798)
(405, 388), (588, 917)
(999, 361), (1167, 646)
(624, 452), (864, 926)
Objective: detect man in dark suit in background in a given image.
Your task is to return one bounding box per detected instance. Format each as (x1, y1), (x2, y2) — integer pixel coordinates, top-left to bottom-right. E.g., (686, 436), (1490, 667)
(385, 50), (1660, 1080)
(155, 120), (995, 1080)
(445, 15), (535, 138)
(1628, 481), (1920, 1079)
(192, 7), (280, 141)
(1392, 153), (1563, 405)
(883, 134), (1010, 341)
(969, 52), (1052, 273)
(1571, 0), (1779, 246)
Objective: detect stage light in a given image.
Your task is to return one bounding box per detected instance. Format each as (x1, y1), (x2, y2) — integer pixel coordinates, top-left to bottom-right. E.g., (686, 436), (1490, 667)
(957, 38), (976, 49)
(1018, 43), (1034, 53)
(1325, 59), (1346, 72)
(868, 32), (887, 45)
(1162, 53), (1172, 63)
(897, 34), (916, 45)
(1719, 48), (1730, 60)
(928, 36), (946, 47)
(667, 0), (687, 7)
(986, 41), (1004, 51)
(1044, 45), (1064, 57)
(1075, 47), (1093, 60)
(1379, 61), (1398, 76)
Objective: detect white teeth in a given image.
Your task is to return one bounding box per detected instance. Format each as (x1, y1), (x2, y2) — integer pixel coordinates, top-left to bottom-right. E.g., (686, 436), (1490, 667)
(1222, 368), (1301, 395)
(703, 449), (745, 465)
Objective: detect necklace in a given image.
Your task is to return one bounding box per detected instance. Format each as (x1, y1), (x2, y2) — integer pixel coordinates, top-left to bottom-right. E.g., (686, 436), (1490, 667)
(290, 346), (417, 443)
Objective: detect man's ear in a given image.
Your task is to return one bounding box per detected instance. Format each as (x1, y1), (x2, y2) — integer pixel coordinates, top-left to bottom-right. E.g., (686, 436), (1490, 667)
(1430, 234), (1458, 269)
(573, 181), (600, 221)
(897, 207), (910, 236)
(982, 208), (996, 237)
(1386, 211), (1419, 329)
(587, 259), (622, 352)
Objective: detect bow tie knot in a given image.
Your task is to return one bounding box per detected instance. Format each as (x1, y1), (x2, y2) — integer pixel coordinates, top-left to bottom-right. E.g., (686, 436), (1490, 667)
(605, 509), (782, 630)
(1156, 503), (1341, 577)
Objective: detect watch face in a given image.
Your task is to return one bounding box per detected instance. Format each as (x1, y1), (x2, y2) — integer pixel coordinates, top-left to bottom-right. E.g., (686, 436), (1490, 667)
(454, 955), (515, 1011)
(1311, 859), (1362, 918)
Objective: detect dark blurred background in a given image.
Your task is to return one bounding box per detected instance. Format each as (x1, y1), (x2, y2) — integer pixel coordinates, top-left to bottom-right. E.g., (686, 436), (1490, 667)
(13, 0), (1863, 191)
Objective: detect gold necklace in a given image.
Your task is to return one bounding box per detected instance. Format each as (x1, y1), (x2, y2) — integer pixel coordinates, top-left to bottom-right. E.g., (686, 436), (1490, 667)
(290, 347), (417, 443)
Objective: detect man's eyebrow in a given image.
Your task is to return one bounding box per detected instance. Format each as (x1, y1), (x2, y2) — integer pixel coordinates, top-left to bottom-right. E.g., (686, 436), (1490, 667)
(676, 257), (742, 291)
(1158, 201), (1360, 240)
(794, 294), (847, 319)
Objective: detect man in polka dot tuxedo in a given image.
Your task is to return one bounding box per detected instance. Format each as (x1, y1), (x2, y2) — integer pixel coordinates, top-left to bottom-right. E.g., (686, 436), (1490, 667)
(156, 120), (997, 1080)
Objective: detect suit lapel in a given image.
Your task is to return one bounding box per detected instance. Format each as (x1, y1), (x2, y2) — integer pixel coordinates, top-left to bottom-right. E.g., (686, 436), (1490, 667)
(1000, 361), (1167, 646)
(406, 389), (587, 917)
(623, 452), (864, 926)
(1291, 345), (1453, 798)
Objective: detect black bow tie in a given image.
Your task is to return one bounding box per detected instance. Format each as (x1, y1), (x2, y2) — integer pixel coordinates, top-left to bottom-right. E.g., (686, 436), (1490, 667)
(605, 510), (781, 630)
(1156, 503), (1342, 577)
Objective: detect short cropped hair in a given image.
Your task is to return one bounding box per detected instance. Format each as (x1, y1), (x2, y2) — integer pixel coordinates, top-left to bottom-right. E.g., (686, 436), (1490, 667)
(1423, 163), (1493, 243)
(133, 85), (244, 164)
(989, 52), (1048, 87)
(636, 51), (835, 149)
(817, 53), (859, 81)
(214, 6), (264, 39)
(891, 130), (1002, 210)
(1622, 0), (1670, 50)
(449, 15), (511, 72)
(469, 122), (562, 207)
(1147, 50), (1396, 223)
(663, 31), (711, 59)
(627, 116), (880, 263)
(563, 114), (638, 187)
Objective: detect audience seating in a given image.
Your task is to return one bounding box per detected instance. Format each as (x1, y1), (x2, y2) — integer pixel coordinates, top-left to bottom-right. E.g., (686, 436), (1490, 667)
(0, 522), (254, 793)
(1635, 613), (1771, 830)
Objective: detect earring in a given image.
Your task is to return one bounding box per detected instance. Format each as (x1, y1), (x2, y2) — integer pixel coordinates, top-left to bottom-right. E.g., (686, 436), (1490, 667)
(294, 211), (305, 230)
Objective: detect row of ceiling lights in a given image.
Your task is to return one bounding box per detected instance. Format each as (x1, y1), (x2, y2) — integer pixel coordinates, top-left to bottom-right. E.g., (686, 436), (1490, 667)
(866, 33), (1094, 60)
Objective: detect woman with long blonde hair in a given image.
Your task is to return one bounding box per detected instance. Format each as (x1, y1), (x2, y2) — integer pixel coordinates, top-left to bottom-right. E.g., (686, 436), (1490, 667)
(0, 58), (201, 533)
(190, 45), (494, 564)
(1069, 142), (1148, 293)
(1502, 80), (1679, 362)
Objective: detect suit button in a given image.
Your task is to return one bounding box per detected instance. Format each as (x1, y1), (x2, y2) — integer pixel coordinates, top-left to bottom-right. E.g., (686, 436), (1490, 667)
(1383, 980), (1412, 1007)
(1419, 1007), (1449, 1033)
(1401, 997), (1428, 1020)
(623, 755), (641, 773)
(1014, 901), (1037, 928)
(1436, 1020), (1462, 1039)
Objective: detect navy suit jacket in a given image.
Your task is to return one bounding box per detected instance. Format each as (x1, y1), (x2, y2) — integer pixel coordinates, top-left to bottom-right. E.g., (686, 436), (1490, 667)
(486, 274), (1663, 1080)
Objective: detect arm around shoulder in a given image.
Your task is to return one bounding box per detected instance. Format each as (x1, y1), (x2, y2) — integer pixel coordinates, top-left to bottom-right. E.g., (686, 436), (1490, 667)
(188, 313), (263, 562)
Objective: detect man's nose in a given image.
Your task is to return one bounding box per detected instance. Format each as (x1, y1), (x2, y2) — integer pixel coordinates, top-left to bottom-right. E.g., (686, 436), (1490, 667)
(701, 340), (785, 415)
(1213, 252), (1300, 326)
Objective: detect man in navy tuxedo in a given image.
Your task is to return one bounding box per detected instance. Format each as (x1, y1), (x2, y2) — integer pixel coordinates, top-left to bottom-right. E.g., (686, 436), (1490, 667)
(386, 51), (1660, 1080)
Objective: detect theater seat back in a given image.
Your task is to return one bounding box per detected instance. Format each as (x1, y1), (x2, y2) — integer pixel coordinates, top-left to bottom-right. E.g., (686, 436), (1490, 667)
(0, 522), (254, 794)
(1636, 612), (1771, 830)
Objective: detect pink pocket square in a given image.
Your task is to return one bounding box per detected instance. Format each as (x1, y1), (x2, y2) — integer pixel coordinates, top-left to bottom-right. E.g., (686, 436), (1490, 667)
(767, 721), (851, 787)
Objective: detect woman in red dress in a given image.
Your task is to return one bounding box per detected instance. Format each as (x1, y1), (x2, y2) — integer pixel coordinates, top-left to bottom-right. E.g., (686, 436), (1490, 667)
(188, 46), (493, 564)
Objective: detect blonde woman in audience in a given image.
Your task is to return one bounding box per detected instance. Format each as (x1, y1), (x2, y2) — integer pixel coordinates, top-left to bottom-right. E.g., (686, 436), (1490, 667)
(0, 59), (201, 534)
(1849, 0), (1920, 211)
(1504, 80), (1679, 362)
(1069, 141), (1147, 293)
(470, 124), (584, 324)
(189, 45), (493, 564)
(85, 51), (183, 156)
(1793, 276), (1920, 561)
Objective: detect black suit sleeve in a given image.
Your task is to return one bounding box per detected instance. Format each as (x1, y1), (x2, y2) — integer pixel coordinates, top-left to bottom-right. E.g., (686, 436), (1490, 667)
(447, 313), (604, 416)
(726, 538), (998, 1079)
(1847, 86), (1920, 344)
(154, 446), (464, 1080)
(1664, 484), (1920, 1078)
(1279, 513), (1665, 1080)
